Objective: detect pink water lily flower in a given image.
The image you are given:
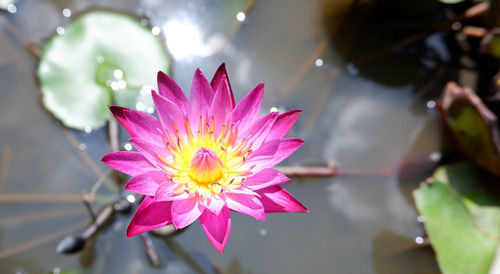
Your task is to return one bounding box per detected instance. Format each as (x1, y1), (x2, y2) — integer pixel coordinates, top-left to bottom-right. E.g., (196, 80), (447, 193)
(102, 64), (308, 253)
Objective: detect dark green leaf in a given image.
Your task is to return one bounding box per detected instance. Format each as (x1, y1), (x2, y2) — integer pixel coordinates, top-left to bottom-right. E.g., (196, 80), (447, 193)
(441, 82), (500, 177)
(414, 162), (500, 274)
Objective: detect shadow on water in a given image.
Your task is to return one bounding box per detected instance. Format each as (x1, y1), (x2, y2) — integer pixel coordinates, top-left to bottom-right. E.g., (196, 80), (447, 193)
(372, 231), (440, 274)
(318, 0), (500, 109)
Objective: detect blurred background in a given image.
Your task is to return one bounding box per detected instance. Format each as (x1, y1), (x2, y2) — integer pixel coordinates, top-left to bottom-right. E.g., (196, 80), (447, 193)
(1, 0), (499, 273)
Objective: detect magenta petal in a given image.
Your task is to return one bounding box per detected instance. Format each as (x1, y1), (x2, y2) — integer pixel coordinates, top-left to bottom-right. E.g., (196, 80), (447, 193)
(189, 69), (214, 121)
(157, 71), (189, 114)
(155, 182), (188, 201)
(244, 168), (291, 190)
(210, 63), (235, 108)
(125, 170), (167, 196)
(241, 112), (279, 149)
(171, 198), (204, 229)
(209, 75), (233, 135)
(102, 151), (155, 176)
(256, 185), (308, 213)
(231, 83), (264, 127)
(127, 196), (173, 237)
(151, 91), (186, 136)
(204, 195), (226, 215)
(109, 106), (163, 147)
(129, 138), (170, 168)
(266, 110), (302, 141)
(226, 193), (265, 221)
(245, 138), (304, 172)
(200, 207), (231, 254)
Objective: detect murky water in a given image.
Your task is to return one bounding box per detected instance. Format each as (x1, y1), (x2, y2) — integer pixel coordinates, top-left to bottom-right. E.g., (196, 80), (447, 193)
(0, 0), (459, 273)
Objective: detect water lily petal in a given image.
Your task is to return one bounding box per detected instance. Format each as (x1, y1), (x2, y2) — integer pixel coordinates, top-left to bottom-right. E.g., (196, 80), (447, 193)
(210, 63), (235, 108)
(241, 112), (279, 149)
(244, 168), (290, 190)
(266, 109), (302, 141)
(155, 181), (188, 201)
(127, 196), (172, 237)
(157, 71), (189, 114)
(209, 75), (233, 136)
(200, 207), (231, 254)
(245, 138), (304, 172)
(102, 151), (155, 176)
(151, 90), (187, 137)
(231, 83), (264, 128)
(125, 170), (169, 196)
(256, 185), (308, 213)
(204, 195), (226, 215)
(226, 193), (265, 221)
(110, 106), (163, 147)
(189, 69), (213, 122)
(171, 198), (204, 229)
(129, 137), (170, 168)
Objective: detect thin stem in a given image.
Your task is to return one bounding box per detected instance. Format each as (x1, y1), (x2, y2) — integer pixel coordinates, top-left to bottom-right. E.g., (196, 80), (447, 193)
(278, 0), (364, 98)
(0, 208), (85, 227)
(62, 128), (105, 178)
(0, 193), (111, 203)
(279, 38), (329, 97)
(0, 13), (41, 58)
(108, 117), (120, 153)
(140, 234), (161, 267)
(276, 160), (337, 177)
(163, 238), (206, 274)
(81, 197), (97, 222)
(0, 146), (12, 192)
(0, 220), (87, 259)
(82, 170), (112, 202)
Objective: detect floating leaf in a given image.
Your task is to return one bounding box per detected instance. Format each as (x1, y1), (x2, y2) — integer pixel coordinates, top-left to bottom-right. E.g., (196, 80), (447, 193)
(0, 0), (16, 10)
(437, 0), (465, 4)
(37, 11), (170, 130)
(414, 162), (500, 274)
(440, 82), (500, 177)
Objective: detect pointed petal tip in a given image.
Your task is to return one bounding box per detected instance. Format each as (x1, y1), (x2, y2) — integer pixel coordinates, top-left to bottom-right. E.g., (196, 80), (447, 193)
(194, 68), (204, 76)
(100, 154), (109, 163)
(157, 70), (168, 79)
(293, 138), (305, 145)
(216, 246), (225, 254)
(109, 105), (127, 112)
(126, 225), (139, 238)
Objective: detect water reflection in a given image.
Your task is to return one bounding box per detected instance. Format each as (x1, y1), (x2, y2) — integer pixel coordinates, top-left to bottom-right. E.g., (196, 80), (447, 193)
(7, 3), (16, 13)
(163, 18), (224, 61)
(0, 0), (455, 273)
(62, 8), (71, 18)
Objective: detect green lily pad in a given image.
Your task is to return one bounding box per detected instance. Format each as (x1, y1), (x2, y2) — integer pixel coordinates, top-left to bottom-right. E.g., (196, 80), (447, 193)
(37, 11), (170, 130)
(441, 82), (500, 177)
(414, 162), (500, 274)
(437, 0), (465, 4)
(0, 0), (16, 10)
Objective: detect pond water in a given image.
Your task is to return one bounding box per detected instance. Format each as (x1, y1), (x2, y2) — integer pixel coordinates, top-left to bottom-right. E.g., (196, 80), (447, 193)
(0, 0), (460, 273)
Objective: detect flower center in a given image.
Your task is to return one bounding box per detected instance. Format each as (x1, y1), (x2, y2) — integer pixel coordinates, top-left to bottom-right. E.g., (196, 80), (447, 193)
(188, 147), (224, 184)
